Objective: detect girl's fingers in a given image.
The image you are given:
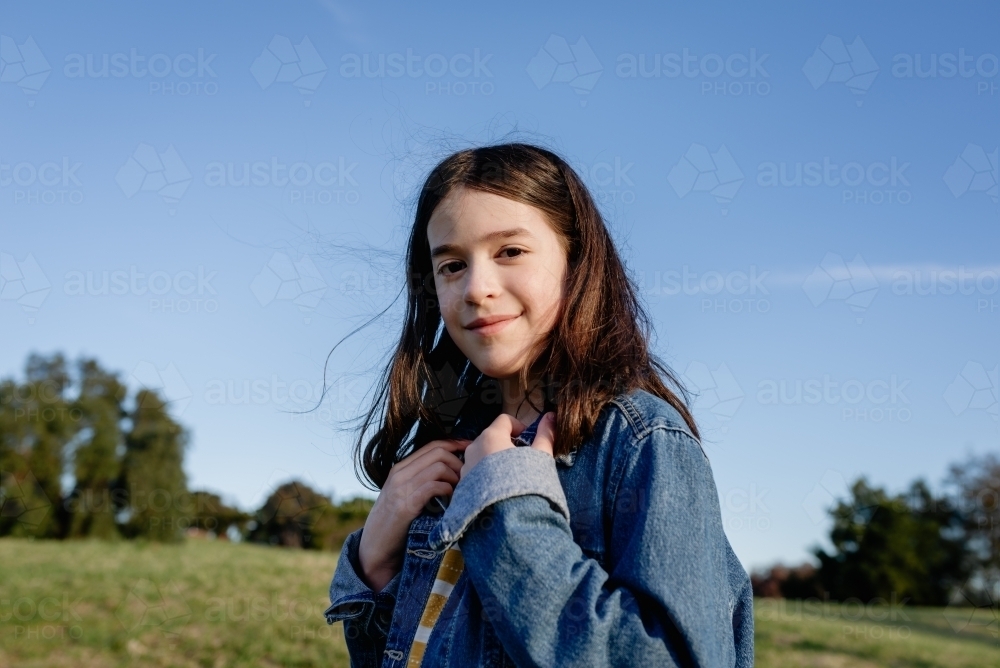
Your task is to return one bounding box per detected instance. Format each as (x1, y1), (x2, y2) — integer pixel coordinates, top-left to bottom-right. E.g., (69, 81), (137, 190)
(394, 451), (464, 488)
(488, 412), (526, 438)
(529, 412), (556, 456)
(392, 438), (470, 474)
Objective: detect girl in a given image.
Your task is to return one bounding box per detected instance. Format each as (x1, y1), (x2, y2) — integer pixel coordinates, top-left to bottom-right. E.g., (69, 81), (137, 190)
(325, 144), (754, 667)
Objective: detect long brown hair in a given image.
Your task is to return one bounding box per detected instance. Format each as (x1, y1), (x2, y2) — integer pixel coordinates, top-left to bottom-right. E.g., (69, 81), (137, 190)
(354, 143), (698, 490)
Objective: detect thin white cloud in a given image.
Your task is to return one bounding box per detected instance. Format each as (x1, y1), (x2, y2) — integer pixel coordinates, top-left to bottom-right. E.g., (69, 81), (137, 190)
(766, 263), (1000, 288)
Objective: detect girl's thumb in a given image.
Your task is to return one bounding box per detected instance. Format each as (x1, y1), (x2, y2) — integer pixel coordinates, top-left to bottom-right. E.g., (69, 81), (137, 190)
(530, 412), (556, 456)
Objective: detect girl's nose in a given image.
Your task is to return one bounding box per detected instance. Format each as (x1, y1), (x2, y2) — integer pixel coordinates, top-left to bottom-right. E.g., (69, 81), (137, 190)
(463, 259), (500, 305)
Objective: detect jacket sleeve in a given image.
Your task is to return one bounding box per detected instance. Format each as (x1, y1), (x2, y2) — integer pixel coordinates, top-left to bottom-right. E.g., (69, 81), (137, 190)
(325, 527), (403, 667)
(428, 427), (751, 668)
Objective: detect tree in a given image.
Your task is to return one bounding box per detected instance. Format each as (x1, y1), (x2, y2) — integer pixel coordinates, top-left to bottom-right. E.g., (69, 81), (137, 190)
(64, 359), (127, 539)
(0, 354), (79, 538)
(185, 491), (250, 538)
(248, 481), (334, 549)
(0, 351), (373, 550)
(330, 495), (376, 546)
(947, 453), (1000, 604)
(814, 478), (970, 605)
(751, 563), (823, 599)
(114, 390), (189, 542)
(247, 482), (373, 550)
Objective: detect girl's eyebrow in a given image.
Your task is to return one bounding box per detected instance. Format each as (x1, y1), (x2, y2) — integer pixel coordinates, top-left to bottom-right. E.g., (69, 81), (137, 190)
(430, 226), (531, 258)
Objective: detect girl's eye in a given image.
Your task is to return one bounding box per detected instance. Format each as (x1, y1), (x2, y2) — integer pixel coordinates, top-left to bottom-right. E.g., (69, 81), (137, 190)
(438, 261), (465, 276)
(437, 249), (522, 275)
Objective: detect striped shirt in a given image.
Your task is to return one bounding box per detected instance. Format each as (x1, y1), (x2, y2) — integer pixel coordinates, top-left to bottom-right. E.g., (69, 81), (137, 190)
(406, 543), (465, 667)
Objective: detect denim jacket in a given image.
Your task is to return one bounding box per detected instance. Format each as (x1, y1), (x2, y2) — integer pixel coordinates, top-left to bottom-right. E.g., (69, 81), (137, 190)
(325, 388), (754, 667)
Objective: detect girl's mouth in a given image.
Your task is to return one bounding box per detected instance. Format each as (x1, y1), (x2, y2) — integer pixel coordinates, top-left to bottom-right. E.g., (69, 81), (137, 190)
(465, 314), (520, 335)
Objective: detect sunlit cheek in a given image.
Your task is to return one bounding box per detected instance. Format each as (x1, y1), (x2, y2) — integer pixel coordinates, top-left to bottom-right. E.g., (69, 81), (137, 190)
(532, 272), (561, 307)
(526, 293), (562, 340)
(436, 283), (462, 321)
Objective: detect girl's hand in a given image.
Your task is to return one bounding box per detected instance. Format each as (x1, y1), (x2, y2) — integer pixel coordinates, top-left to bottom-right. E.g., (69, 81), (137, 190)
(461, 411), (556, 479)
(358, 437), (470, 592)
(528, 412), (556, 457)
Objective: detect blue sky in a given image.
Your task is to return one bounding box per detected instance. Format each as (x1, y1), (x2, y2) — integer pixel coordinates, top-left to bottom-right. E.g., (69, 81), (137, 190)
(1, 0), (998, 570)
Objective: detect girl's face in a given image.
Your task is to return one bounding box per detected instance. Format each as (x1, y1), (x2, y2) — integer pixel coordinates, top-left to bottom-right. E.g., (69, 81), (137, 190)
(427, 187), (568, 381)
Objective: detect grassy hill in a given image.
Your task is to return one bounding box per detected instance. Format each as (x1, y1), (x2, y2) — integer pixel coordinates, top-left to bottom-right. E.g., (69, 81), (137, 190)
(755, 598), (998, 667)
(0, 538), (996, 667)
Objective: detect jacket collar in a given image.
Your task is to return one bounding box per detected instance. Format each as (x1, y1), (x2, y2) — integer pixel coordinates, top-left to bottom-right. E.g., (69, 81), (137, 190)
(444, 377), (581, 467)
(513, 413), (578, 467)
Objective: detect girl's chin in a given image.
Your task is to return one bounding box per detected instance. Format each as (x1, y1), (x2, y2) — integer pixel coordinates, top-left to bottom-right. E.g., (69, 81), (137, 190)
(468, 357), (522, 380)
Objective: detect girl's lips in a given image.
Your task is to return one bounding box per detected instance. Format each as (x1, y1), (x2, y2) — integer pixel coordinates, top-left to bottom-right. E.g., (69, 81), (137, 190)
(466, 315), (519, 336)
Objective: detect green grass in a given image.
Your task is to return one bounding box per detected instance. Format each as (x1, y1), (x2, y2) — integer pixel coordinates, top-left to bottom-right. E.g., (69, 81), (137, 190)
(0, 538), (348, 667)
(1, 538), (997, 667)
(755, 598), (999, 667)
